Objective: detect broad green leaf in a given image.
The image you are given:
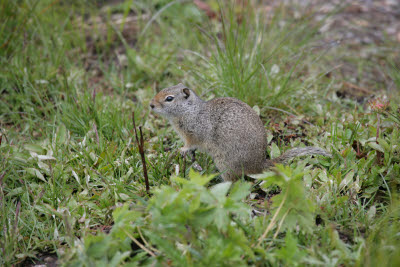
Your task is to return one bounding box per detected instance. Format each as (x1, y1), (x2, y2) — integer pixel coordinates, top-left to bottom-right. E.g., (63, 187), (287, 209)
(229, 181), (251, 201)
(267, 132), (274, 144)
(6, 187), (24, 198)
(171, 176), (189, 185)
(377, 138), (390, 151)
(24, 143), (46, 154)
(270, 143), (281, 159)
(188, 169), (216, 186)
(368, 142), (384, 153)
(56, 124), (67, 145)
(109, 251), (131, 267)
(210, 182), (232, 202)
(26, 168), (47, 183)
(339, 170), (354, 190)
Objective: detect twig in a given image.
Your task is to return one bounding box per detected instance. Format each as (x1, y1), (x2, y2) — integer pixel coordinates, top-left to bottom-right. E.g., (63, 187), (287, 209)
(266, 209), (290, 250)
(124, 229), (157, 257)
(132, 112), (150, 195)
(255, 189), (288, 248)
(138, 227), (160, 254)
(376, 114), (383, 163)
(376, 114), (380, 142)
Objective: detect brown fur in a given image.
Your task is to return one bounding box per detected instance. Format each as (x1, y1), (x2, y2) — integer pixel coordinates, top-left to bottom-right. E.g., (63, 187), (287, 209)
(150, 83), (330, 181)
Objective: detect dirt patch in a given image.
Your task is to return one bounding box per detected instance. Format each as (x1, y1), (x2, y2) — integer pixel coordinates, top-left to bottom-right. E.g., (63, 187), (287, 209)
(17, 252), (58, 267)
(279, 0), (400, 99)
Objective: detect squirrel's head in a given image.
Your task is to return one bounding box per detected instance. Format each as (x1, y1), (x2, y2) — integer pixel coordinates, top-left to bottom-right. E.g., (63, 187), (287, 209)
(150, 83), (202, 117)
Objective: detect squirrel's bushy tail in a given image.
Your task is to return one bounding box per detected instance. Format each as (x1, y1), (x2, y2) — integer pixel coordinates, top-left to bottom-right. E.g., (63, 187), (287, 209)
(264, 147), (331, 169)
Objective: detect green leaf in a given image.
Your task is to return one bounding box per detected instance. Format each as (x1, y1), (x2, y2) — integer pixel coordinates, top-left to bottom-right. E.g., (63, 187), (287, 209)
(377, 138), (390, 151)
(24, 143), (46, 154)
(276, 232), (306, 265)
(85, 234), (110, 258)
(56, 123), (67, 145)
(109, 251), (131, 267)
(171, 176), (189, 185)
(270, 143), (281, 159)
(188, 169), (216, 186)
(6, 187), (24, 198)
(339, 170), (354, 190)
(210, 182), (232, 202)
(26, 167), (47, 183)
(368, 142), (385, 153)
(229, 182), (251, 201)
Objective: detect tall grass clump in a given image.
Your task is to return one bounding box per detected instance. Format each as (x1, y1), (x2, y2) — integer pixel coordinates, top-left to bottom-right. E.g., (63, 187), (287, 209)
(187, 1), (324, 108)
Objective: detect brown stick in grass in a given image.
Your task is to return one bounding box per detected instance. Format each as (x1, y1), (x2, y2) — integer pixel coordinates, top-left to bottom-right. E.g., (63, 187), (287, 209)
(132, 112), (150, 195)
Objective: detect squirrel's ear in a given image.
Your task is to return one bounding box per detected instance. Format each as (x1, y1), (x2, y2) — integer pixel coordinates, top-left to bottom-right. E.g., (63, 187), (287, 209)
(183, 88), (190, 99)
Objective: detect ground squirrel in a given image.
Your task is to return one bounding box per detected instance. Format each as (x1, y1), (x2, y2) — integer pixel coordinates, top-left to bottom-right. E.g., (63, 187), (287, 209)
(150, 83), (331, 181)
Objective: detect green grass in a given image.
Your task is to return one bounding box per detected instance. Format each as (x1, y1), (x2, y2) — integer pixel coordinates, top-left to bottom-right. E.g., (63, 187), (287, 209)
(1, 0), (400, 266)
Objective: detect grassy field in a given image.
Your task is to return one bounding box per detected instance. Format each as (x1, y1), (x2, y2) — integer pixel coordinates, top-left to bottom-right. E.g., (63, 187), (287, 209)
(1, 0), (400, 266)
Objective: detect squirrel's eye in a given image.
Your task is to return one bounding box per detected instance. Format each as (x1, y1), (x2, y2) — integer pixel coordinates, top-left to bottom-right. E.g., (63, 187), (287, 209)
(165, 96), (174, 102)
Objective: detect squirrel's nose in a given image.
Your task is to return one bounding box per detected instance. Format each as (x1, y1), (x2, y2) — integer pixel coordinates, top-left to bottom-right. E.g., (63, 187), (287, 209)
(150, 103), (155, 109)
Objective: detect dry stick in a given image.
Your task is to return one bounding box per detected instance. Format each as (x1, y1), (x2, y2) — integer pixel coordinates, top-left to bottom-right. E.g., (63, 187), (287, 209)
(124, 229), (157, 257)
(376, 113), (380, 143)
(255, 189), (288, 248)
(376, 113), (383, 163)
(132, 112), (150, 195)
(266, 209), (290, 250)
(138, 227), (161, 254)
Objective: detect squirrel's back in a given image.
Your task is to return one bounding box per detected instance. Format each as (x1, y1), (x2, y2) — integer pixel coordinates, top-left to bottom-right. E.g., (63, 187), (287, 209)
(150, 83), (331, 181)
(203, 97), (268, 180)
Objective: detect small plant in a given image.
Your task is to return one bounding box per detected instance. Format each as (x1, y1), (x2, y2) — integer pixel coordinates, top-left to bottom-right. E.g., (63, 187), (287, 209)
(65, 170), (254, 265)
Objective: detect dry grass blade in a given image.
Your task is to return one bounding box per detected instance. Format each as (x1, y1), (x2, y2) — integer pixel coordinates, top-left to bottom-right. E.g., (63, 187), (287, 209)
(132, 112), (150, 195)
(13, 201), (21, 237)
(123, 229), (157, 257)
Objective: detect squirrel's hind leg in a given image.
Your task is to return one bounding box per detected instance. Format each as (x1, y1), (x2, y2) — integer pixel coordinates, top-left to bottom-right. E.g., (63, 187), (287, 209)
(220, 172), (238, 181)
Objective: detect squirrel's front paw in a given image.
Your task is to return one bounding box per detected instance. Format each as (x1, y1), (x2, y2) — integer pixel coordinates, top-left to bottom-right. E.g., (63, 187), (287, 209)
(180, 147), (190, 157)
(180, 147), (196, 158)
